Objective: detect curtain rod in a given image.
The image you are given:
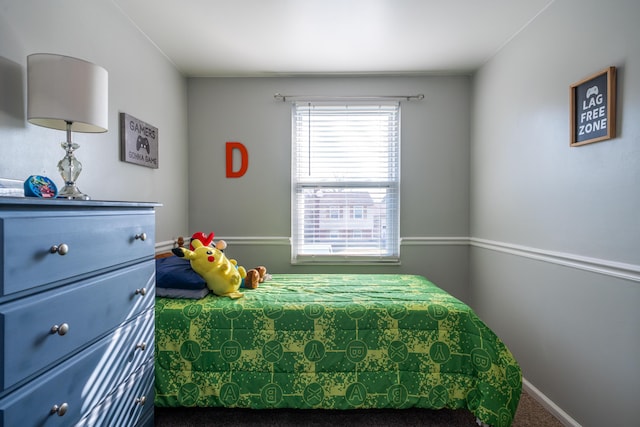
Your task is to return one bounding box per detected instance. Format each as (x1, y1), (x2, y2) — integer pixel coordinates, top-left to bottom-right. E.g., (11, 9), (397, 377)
(274, 93), (424, 102)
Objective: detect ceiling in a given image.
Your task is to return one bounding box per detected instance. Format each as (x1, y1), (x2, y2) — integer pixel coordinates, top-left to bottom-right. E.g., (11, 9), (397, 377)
(112, 0), (554, 77)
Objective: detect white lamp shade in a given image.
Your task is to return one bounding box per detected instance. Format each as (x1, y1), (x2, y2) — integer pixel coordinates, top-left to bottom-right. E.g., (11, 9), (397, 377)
(27, 53), (108, 133)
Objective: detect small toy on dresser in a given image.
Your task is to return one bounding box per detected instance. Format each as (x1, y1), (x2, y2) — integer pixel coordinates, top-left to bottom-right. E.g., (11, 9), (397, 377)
(24, 175), (58, 198)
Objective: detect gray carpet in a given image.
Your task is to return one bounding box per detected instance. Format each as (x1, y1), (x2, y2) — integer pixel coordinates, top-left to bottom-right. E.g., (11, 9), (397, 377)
(154, 391), (564, 426)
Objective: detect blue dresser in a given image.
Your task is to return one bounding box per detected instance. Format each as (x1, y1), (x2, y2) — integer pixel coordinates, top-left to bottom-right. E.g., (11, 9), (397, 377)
(0, 198), (158, 427)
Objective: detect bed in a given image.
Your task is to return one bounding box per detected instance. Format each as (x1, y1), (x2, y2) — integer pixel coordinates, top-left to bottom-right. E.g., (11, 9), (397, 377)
(154, 271), (521, 427)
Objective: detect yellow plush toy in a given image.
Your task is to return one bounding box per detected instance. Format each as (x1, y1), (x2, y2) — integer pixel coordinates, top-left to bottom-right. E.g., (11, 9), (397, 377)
(172, 238), (245, 299)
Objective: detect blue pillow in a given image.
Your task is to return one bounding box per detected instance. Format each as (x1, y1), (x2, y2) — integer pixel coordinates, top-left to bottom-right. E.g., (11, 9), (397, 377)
(156, 287), (210, 299)
(156, 256), (206, 290)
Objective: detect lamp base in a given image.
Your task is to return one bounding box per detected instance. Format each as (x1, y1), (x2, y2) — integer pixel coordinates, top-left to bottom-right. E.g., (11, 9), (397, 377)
(57, 183), (90, 200)
(57, 124), (90, 200)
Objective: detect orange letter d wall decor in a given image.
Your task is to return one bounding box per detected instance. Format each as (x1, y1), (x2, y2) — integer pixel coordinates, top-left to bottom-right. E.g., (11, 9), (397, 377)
(226, 142), (248, 178)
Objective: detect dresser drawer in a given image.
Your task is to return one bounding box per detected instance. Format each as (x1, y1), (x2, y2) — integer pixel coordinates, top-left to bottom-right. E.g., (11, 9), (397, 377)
(76, 358), (154, 427)
(0, 261), (155, 392)
(0, 311), (154, 427)
(0, 209), (155, 297)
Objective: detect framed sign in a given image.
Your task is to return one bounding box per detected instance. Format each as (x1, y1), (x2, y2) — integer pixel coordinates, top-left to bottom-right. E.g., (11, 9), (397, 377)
(120, 113), (159, 168)
(570, 67), (616, 147)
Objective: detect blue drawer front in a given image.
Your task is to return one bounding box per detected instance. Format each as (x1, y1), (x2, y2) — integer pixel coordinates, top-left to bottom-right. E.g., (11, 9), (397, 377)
(0, 309), (154, 427)
(0, 209), (155, 296)
(0, 261), (155, 391)
(76, 358), (154, 427)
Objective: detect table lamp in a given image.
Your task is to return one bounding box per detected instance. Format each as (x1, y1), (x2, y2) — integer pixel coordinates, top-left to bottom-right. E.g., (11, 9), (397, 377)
(27, 53), (108, 200)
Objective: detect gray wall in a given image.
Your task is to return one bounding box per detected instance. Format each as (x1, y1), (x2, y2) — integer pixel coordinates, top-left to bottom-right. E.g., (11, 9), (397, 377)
(4, 0), (638, 425)
(471, 1), (640, 426)
(187, 76), (472, 300)
(0, 0), (189, 243)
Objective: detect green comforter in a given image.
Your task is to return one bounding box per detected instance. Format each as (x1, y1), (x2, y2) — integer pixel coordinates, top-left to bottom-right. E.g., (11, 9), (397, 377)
(155, 274), (521, 427)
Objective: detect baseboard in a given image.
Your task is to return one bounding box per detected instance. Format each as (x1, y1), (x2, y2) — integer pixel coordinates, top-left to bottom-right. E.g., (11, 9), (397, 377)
(523, 378), (581, 427)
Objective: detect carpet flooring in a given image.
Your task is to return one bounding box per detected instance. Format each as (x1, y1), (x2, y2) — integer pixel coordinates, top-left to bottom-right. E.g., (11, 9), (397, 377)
(154, 390), (564, 426)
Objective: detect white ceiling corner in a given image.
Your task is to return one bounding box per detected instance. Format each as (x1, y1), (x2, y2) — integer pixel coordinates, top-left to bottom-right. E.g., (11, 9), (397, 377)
(111, 0), (554, 77)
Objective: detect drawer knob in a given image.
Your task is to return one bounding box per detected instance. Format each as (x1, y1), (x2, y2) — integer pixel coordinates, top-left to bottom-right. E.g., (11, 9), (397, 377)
(51, 323), (69, 336)
(136, 342), (147, 351)
(51, 402), (69, 416)
(135, 288), (147, 296)
(49, 243), (69, 255)
(135, 396), (147, 406)
(135, 232), (147, 241)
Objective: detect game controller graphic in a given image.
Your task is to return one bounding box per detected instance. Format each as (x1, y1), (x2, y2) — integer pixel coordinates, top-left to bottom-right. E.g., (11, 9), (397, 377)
(585, 86), (599, 98)
(136, 135), (150, 153)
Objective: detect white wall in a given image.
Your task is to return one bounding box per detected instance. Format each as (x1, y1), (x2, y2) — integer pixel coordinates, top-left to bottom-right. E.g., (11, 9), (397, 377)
(471, 0), (640, 426)
(187, 76), (472, 300)
(0, 0), (189, 243)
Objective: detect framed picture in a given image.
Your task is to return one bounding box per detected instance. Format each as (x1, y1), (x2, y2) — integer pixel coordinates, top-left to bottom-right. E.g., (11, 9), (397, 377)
(570, 66), (616, 147)
(120, 113), (159, 168)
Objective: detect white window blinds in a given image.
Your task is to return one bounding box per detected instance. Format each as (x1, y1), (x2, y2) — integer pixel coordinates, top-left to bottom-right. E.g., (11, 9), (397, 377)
(291, 101), (400, 263)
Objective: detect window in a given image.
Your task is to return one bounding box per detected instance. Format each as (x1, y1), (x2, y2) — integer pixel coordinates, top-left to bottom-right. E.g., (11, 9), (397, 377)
(352, 205), (365, 219)
(291, 101), (400, 263)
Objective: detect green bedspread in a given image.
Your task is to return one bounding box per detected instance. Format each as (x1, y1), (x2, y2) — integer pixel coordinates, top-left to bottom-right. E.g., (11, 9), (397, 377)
(155, 274), (521, 427)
